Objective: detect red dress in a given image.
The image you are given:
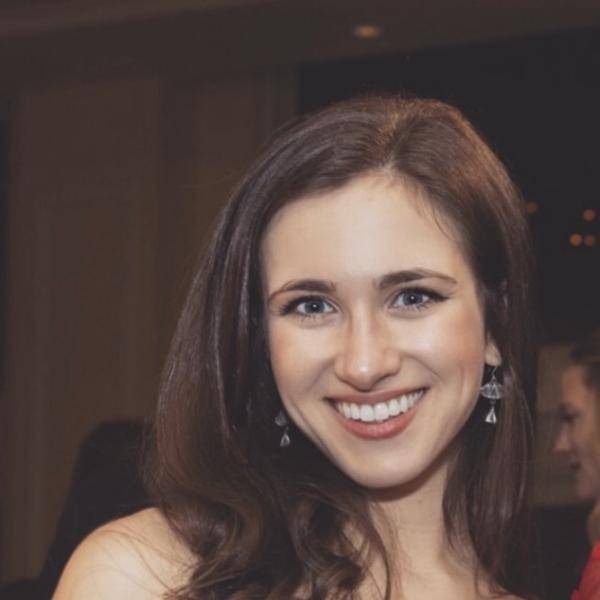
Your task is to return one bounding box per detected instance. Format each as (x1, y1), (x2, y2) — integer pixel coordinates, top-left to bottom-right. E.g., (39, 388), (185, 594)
(572, 543), (600, 600)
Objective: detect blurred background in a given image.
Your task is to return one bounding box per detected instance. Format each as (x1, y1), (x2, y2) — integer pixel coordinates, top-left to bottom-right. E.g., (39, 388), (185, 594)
(0, 1), (599, 598)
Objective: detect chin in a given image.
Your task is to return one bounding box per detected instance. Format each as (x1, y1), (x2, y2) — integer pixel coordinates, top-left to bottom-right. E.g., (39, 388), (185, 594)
(336, 455), (439, 492)
(318, 435), (455, 493)
(348, 471), (416, 490)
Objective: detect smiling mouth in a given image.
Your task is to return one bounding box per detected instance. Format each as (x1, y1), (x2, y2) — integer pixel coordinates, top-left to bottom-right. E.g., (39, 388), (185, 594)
(332, 389), (426, 424)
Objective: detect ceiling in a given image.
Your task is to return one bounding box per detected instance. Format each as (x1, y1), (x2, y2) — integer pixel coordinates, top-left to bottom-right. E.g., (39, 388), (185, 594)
(0, 0), (600, 41)
(1, 1), (600, 92)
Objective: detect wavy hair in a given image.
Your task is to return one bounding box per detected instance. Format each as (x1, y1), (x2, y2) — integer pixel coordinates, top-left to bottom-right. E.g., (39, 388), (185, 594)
(145, 96), (537, 599)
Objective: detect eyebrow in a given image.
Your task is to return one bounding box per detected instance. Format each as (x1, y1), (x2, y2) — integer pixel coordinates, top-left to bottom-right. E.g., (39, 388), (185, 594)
(377, 269), (457, 290)
(268, 279), (336, 302)
(268, 269), (457, 302)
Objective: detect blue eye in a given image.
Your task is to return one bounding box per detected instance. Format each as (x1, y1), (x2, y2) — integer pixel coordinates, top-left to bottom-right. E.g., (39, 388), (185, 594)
(281, 296), (335, 318)
(394, 290), (429, 307)
(297, 298), (332, 315)
(392, 288), (443, 311)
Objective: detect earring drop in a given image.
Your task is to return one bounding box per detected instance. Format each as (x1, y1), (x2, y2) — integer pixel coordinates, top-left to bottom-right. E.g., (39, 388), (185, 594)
(480, 368), (503, 425)
(275, 410), (291, 447)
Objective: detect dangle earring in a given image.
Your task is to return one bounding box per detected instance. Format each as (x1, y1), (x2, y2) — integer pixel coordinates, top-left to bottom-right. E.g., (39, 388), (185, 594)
(480, 367), (503, 425)
(275, 410), (291, 447)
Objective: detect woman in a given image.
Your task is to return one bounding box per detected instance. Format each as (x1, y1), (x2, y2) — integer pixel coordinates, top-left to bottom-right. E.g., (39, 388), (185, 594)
(554, 329), (600, 599)
(55, 96), (537, 599)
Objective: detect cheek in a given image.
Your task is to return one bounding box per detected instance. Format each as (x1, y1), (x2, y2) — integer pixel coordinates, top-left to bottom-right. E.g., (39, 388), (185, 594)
(410, 304), (487, 380)
(583, 426), (600, 464)
(267, 322), (328, 401)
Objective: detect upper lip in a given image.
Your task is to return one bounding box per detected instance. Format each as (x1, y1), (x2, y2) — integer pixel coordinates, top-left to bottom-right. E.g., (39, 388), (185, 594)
(328, 387), (426, 405)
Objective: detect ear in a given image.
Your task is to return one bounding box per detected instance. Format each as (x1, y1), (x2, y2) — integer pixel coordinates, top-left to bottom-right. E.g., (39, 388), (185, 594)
(484, 335), (502, 367)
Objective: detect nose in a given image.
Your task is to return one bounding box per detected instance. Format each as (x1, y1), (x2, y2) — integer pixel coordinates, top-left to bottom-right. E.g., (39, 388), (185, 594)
(333, 312), (401, 391)
(554, 424), (572, 454)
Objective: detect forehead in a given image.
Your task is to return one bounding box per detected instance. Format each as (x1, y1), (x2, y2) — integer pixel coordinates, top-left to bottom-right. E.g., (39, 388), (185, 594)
(561, 365), (598, 412)
(261, 173), (473, 286)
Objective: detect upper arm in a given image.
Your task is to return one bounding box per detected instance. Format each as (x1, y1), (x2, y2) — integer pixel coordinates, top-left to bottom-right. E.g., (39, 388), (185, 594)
(53, 509), (190, 600)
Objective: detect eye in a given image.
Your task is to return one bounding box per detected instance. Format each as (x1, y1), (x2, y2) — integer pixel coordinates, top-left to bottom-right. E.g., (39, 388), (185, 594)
(560, 412), (578, 425)
(280, 296), (335, 319)
(391, 288), (443, 311)
(557, 407), (578, 425)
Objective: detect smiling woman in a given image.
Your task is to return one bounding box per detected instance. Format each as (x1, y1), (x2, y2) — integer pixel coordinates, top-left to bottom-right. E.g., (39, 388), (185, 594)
(55, 97), (537, 599)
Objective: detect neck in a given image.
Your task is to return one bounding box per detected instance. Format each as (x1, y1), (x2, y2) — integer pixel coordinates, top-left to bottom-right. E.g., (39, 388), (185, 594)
(364, 445), (485, 598)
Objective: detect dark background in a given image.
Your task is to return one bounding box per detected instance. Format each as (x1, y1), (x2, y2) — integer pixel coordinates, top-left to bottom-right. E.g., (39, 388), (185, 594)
(0, 121), (7, 388)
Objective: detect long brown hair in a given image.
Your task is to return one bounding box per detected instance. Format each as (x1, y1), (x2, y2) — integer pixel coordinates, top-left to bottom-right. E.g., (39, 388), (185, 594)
(146, 96), (537, 599)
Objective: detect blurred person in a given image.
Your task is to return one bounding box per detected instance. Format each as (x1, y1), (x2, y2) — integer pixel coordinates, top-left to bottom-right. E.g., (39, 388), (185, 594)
(554, 328), (600, 599)
(55, 96), (537, 600)
(555, 329), (600, 540)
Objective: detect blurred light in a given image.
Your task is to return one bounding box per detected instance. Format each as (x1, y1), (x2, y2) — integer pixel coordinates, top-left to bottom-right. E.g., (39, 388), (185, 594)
(353, 24), (383, 39)
(583, 208), (597, 222)
(525, 201), (539, 214)
(584, 234), (597, 247)
(570, 233), (583, 247)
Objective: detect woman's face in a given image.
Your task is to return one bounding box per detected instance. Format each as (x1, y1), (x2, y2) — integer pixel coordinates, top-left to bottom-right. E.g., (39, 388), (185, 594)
(261, 173), (500, 490)
(554, 365), (600, 501)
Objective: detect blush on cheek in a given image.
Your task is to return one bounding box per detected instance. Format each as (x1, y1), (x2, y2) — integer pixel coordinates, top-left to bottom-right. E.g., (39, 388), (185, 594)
(267, 327), (295, 396)
(409, 305), (486, 370)
(267, 324), (329, 402)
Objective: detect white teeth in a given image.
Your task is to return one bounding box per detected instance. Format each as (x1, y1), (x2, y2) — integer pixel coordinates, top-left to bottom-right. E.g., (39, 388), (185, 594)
(399, 396), (408, 413)
(374, 402), (389, 422)
(409, 391), (421, 409)
(360, 404), (375, 422)
(334, 390), (424, 424)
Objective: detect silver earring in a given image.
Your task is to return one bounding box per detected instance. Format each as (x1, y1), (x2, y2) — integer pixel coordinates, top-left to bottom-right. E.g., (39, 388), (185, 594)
(275, 410), (291, 447)
(480, 367), (503, 425)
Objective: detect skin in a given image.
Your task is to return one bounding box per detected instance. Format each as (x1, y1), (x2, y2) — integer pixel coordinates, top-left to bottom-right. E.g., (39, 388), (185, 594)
(554, 364), (600, 501)
(262, 172), (506, 598)
(53, 508), (193, 599)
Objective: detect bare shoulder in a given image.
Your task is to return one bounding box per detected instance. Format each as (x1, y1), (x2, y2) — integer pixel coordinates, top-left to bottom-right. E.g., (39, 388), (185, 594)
(54, 507), (194, 599)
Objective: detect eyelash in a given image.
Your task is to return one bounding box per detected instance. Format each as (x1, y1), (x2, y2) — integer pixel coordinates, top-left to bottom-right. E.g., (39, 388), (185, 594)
(279, 287), (446, 320)
(391, 288), (445, 311)
(279, 296), (334, 320)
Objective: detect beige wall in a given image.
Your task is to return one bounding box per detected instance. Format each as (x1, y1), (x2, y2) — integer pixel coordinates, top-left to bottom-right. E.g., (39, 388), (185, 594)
(1, 69), (296, 580)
